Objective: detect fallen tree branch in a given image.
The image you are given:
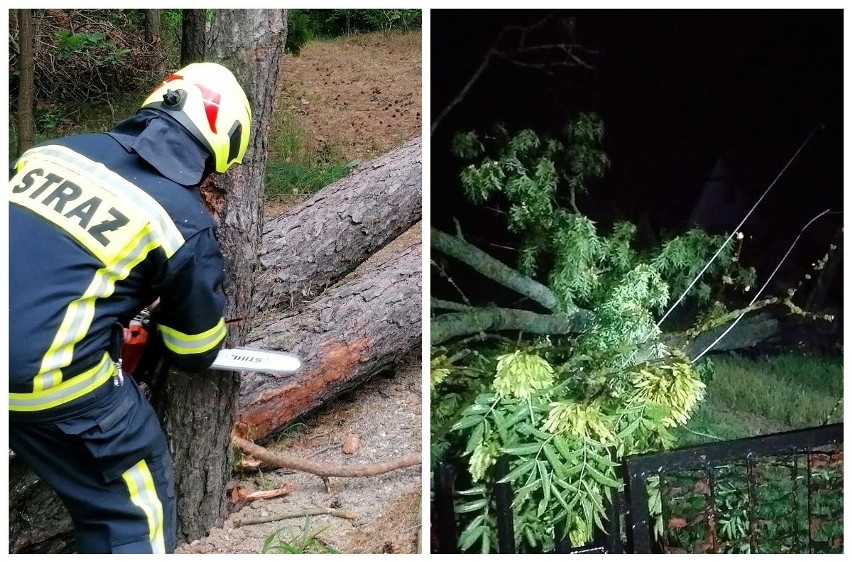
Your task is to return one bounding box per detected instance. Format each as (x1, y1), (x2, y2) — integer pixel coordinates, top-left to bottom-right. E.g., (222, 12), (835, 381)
(232, 436), (421, 478)
(235, 508), (358, 527)
(431, 298), (471, 312)
(432, 227), (563, 312)
(432, 305), (593, 345)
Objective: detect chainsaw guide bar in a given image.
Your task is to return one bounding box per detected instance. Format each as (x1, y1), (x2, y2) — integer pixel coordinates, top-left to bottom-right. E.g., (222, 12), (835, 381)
(212, 348), (302, 374)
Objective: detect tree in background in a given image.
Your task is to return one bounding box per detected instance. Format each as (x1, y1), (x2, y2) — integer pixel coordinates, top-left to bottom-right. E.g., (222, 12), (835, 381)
(180, 9), (206, 65)
(15, 9), (35, 156)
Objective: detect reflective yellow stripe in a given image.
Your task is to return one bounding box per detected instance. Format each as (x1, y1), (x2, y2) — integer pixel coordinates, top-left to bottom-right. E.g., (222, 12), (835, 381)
(16, 145), (184, 258)
(34, 227), (160, 390)
(121, 460), (165, 554)
(11, 144), (187, 391)
(158, 318), (227, 356)
(9, 353), (114, 412)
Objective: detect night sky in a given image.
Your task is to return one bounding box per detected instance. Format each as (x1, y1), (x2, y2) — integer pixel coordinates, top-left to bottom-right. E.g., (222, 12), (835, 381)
(431, 9), (843, 309)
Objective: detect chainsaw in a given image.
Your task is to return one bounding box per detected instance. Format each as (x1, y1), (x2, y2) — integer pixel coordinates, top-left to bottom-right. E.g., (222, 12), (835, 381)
(120, 308), (301, 387)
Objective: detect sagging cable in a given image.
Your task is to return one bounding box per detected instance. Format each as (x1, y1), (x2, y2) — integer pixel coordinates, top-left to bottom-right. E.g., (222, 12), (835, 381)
(690, 208), (837, 364)
(654, 125), (823, 331)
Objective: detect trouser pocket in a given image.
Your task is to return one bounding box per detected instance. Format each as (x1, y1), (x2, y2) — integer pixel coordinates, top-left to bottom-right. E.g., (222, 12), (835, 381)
(55, 381), (168, 483)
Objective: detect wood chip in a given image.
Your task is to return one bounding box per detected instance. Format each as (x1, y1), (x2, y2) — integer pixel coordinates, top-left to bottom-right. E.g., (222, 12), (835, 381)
(245, 484), (294, 501)
(342, 433), (361, 454)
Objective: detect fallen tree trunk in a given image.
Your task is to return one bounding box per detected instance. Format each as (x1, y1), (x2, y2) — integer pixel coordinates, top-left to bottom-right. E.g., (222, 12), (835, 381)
(236, 241), (422, 440)
(255, 137), (422, 313)
(9, 455), (75, 554)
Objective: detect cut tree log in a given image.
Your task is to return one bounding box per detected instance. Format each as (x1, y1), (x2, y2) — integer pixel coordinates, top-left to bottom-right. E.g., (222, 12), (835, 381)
(236, 241), (421, 440)
(9, 455), (75, 554)
(255, 138), (422, 313)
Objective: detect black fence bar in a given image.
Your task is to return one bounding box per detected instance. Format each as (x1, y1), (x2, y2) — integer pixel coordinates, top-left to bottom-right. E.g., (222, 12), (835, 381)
(432, 462), (459, 553)
(492, 456), (516, 553)
(626, 424), (843, 475)
(623, 462), (653, 553)
(622, 423), (843, 553)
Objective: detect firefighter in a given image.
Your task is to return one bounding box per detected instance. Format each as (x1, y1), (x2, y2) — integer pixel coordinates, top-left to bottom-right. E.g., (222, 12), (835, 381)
(9, 62), (252, 554)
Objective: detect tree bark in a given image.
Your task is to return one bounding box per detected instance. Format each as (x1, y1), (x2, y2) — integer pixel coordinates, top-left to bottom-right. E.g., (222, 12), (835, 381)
(432, 304), (592, 345)
(8, 455), (75, 553)
(180, 9), (207, 65)
(16, 9), (35, 156)
(152, 9), (287, 544)
(255, 137), (422, 313)
(236, 242), (421, 440)
(144, 9), (162, 45)
(432, 227), (564, 312)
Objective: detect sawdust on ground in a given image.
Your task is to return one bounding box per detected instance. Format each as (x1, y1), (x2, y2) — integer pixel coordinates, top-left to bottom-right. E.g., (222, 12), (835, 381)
(177, 30), (423, 555)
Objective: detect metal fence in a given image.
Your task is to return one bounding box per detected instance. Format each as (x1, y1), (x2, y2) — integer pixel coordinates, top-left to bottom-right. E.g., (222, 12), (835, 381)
(432, 423), (843, 554)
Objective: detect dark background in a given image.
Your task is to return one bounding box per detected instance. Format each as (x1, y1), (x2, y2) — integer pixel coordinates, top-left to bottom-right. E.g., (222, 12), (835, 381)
(431, 9), (843, 311)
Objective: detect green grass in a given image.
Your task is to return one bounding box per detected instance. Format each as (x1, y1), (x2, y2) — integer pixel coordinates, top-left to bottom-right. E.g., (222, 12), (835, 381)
(261, 519), (341, 554)
(265, 161), (354, 196)
(265, 106), (360, 196)
(11, 91), (355, 196)
(676, 352), (843, 446)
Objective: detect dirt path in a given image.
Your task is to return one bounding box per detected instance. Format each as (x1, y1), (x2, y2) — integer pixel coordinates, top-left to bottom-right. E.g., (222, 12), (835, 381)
(178, 31), (423, 554)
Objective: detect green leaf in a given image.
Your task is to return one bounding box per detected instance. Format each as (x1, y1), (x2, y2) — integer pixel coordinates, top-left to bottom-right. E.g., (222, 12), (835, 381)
(524, 526), (538, 548)
(456, 498), (488, 513)
(452, 415), (484, 432)
(593, 507), (608, 533)
(465, 422), (486, 455)
(553, 435), (583, 462)
(538, 462), (552, 515)
(497, 459), (536, 484)
(501, 443), (541, 456)
(491, 409), (509, 443)
(586, 447), (620, 468)
(513, 479), (543, 499)
(616, 417), (642, 439)
(550, 481), (571, 511)
(506, 404), (529, 426)
(554, 478), (581, 494)
(458, 518), (486, 551)
(585, 464), (622, 489)
(541, 443), (568, 478)
(456, 485), (486, 496)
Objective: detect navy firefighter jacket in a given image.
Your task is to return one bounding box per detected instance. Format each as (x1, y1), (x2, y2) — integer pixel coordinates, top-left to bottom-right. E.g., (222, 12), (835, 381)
(9, 110), (227, 413)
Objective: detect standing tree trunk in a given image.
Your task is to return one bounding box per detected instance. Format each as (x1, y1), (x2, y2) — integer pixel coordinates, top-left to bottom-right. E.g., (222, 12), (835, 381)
(151, 9), (287, 544)
(16, 9), (36, 156)
(144, 9), (162, 45)
(181, 9), (207, 65)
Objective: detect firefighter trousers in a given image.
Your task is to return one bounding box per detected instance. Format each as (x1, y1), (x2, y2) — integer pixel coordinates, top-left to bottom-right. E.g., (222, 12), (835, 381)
(10, 376), (177, 553)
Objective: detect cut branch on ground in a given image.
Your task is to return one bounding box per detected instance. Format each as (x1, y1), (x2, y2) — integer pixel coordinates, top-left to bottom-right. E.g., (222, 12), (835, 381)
(235, 508), (358, 527)
(233, 436), (421, 478)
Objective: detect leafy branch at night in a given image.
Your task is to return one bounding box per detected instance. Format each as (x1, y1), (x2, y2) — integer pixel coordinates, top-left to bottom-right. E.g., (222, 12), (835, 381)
(430, 113), (770, 552)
